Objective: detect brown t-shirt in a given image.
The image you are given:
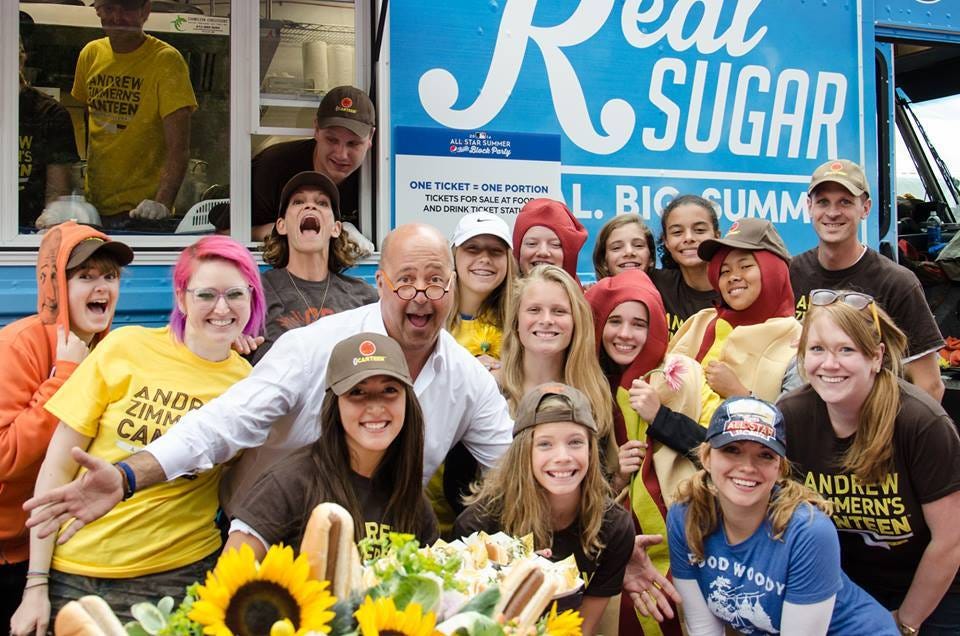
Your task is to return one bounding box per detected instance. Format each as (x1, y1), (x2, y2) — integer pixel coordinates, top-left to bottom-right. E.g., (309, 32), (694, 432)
(649, 268), (718, 340)
(789, 247), (944, 361)
(778, 381), (960, 604)
(232, 447), (438, 559)
(453, 499), (634, 610)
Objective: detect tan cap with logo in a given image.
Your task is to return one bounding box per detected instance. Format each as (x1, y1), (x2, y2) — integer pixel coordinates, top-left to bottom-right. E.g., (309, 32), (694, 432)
(513, 383), (597, 437)
(808, 159), (870, 197)
(697, 218), (791, 262)
(315, 86), (376, 139)
(326, 333), (412, 396)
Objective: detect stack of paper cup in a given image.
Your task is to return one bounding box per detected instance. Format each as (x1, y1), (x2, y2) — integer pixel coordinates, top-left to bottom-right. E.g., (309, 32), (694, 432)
(329, 44), (355, 87)
(302, 41), (329, 92)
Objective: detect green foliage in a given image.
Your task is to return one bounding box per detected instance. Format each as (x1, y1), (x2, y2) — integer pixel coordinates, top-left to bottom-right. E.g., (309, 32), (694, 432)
(125, 584), (202, 636)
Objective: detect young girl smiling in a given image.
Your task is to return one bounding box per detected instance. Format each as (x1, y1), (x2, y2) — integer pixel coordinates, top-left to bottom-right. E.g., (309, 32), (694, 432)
(650, 195), (720, 338)
(586, 270), (704, 636)
(454, 383), (634, 636)
(668, 396), (897, 635)
(498, 265), (613, 454)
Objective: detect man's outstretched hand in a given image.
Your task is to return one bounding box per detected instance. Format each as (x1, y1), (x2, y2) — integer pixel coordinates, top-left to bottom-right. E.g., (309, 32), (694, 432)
(622, 534), (682, 622)
(24, 447), (123, 544)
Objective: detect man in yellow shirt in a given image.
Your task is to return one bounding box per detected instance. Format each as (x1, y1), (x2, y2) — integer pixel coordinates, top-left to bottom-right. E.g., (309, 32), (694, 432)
(72, 0), (197, 225)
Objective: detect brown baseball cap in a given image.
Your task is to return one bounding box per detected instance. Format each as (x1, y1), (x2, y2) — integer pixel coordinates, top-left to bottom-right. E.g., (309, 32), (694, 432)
(66, 236), (134, 270)
(698, 218), (791, 262)
(326, 333), (412, 396)
(513, 383), (597, 437)
(315, 86), (375, 138)
(278, 171), (341, 220)
(808, 159), (870, 197)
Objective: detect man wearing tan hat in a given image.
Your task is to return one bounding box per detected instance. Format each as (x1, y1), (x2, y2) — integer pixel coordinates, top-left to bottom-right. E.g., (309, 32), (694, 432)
(791, 159), (945, 400)
(249, 85), (376, 240)
(24, 223), (515, 534)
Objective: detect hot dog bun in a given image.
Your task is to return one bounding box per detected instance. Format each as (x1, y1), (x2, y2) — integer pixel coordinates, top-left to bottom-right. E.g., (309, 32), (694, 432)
(494, 558), (558, 632)
(299, 502), (362, 598)
(54, 596), (125, 636)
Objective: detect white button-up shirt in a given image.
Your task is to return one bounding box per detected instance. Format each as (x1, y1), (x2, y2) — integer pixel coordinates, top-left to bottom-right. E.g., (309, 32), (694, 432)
(147, 302), (513, 508)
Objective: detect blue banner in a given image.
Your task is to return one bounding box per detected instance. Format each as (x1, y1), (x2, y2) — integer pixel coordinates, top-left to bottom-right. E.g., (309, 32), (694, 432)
(390, 0), (876, 269)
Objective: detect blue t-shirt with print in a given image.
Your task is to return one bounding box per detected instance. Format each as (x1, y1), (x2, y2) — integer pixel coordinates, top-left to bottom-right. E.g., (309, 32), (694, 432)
(667, 502), (897, 635)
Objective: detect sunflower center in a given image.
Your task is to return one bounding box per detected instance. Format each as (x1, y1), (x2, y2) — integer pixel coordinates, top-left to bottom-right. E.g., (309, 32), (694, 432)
(224, 580), (301, 636)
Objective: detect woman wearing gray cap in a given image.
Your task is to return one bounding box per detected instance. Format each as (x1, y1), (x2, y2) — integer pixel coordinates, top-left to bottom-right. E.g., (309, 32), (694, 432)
(667, 396), (897, 635)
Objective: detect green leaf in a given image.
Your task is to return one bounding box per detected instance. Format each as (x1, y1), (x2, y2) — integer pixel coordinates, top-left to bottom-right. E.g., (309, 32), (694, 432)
(457, 586), (501, 617)
(130, 603), (166, 635)
(157, 597), (175, 617)
(125, 621), (151, 636)
(436, 612), (503, 636)
(391, 574), (442, 613)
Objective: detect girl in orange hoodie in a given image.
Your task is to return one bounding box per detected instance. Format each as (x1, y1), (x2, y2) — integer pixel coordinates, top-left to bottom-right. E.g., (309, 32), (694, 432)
(0, 221), (132, 630)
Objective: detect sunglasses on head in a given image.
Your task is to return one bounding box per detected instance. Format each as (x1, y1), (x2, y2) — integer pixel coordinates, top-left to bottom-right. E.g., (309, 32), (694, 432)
(809, 289), (881, 336)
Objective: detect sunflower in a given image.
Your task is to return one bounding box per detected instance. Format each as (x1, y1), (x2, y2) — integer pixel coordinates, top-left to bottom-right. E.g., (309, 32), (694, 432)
(354, 596), (441, 636)
(540, 604), (583, 636)
(189, 544), (336, 636)
(464, 322), (502, 358)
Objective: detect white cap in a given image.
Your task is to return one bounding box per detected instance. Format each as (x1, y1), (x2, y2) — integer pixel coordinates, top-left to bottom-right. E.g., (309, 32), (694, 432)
(451, 212), (513, 248)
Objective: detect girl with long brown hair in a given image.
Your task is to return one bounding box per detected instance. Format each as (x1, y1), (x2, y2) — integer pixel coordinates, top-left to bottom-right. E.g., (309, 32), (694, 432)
(454, 384), (634, 636)
(779, 291), (960, 634)
(224, 332), (437, 560)
(668, 396), (897, 635)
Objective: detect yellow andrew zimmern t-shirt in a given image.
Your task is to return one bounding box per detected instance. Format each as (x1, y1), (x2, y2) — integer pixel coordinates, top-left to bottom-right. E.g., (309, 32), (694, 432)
(44, 326), (250, 578)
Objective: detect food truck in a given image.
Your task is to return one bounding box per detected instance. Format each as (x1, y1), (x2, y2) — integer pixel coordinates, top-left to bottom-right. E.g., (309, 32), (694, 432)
(1, 0), (958, 327)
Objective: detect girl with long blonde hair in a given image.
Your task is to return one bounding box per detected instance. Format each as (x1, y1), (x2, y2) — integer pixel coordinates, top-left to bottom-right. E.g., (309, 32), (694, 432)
(668, 396), (897, 635)
(454, 384), (634, 636)
(779, 291), (960, 634)
(499, 265), (612, 434)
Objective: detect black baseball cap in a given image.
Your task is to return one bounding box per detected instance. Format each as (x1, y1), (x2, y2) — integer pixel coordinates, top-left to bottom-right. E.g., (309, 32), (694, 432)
(278, 171), (341, 220)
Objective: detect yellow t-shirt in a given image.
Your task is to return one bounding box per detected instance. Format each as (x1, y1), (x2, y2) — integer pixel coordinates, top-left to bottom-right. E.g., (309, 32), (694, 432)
(44, 326), (250, 578)
(72, 36), (197, 216)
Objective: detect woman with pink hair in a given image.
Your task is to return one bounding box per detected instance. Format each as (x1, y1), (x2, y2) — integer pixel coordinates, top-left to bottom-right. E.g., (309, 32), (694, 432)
(12, 236), (264, 633)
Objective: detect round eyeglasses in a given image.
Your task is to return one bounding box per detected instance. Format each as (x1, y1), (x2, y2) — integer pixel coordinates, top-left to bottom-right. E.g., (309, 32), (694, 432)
(380, 271), (454, 301)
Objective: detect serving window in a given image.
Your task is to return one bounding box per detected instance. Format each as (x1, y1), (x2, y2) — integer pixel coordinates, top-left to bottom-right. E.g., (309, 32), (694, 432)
(6, 0), (368, 254)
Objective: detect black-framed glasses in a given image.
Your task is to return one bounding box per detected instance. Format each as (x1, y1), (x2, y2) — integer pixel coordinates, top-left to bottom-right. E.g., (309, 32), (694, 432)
(809, 289), (881, 336)
(380, 271), (454, 301)
(184, 286), (253, 309)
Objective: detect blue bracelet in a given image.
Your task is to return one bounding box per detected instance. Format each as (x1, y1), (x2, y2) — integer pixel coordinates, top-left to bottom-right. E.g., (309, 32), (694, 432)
(115, 461), (137, 500)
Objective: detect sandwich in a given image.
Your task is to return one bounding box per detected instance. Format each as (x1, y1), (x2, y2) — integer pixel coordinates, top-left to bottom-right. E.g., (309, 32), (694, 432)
(483, 531), (533, 565)
(541, 553), (582, 595)
(494, 558), (558, 632)
(54, 596), (126, 636)
(299, 502), (363, 598)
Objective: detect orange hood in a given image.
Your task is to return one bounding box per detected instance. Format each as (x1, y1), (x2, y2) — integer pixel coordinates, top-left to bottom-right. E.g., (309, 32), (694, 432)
(36, 221), (123, 347)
